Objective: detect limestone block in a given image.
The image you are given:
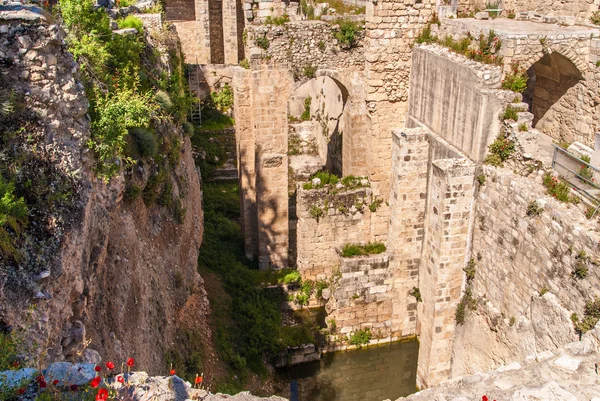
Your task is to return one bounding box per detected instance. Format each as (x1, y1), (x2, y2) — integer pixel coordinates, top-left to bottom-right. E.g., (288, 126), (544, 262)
(474, 12), (489, 20)
(554, 355), (580, 371)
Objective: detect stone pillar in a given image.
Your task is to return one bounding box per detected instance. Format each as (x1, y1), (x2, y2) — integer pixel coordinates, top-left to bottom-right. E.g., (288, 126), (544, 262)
(222, 0), (239, 64)
(417, 158), (475, 388)
(233, 67), (257, 260)
(592, 132), (600, 168)
(387, 128), (430, 337)
(252, 64), (291, 269)
(194, 0), (211, 63)
(233, 64), (292, 268)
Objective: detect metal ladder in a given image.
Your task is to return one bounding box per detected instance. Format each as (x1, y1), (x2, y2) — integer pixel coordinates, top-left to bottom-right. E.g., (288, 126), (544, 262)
(189, 55), (202, 124)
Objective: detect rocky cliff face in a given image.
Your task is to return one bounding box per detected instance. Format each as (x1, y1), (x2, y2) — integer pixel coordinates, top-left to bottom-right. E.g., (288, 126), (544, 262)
(0, 6), (208, 375)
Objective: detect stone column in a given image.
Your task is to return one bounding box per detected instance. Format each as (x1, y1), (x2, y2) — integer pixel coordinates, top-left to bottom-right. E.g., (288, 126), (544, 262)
(387, 127), (430, 337)
(222, 0), (239, 64)
(417, 158), (475, 388)
(232, 67), (257, 260)
(252, 64), (292, 269)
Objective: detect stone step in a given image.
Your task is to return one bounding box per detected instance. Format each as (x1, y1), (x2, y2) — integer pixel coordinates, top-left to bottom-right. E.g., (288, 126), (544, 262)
(511, 102), (530, 112)
(516, 112), (534, 126)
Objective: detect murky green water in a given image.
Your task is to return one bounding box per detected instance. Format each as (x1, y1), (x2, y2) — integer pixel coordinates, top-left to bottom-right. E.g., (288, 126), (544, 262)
(275, 340), (419, 401)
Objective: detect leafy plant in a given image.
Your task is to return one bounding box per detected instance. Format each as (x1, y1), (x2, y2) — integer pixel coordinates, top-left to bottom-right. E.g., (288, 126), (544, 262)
(264, 14), (289, 25)
(239, 59), (250, 69)
(334, 19), (362, 48)
(369, 198), (382, 213)
(575, 297), (600, 334)
(509, 316), (516, 326)
(526, 200), (543, 217)
(0, 176), (28, 260)
(310, 205), (324, 221)
(348, 328), (372, 346)
(117, 15), (144, 33)
(542, 173), (580, 203)
(591, 11), (600, 25)
(573, 250), (590, 280)
(211, 84), (234, 111)
(539, 286), (548, 296)
(477, 174), (486, 186)
(88, 85), (157, 181)
(301, 96), (312, 121)
(303, 64), (316, 78)
(579, 155), (593, 182)
(341, 242), (386, 257)
(502, 63), (528, 93)
(155, 90), (173, 112)
(502, 105), (519, 121)
(255, 35), (270, 50)
(409, 287), (422, 302)
(518, 123), (528, 132)
(281, 270), (301, 284)
(485, 134), (515, 166)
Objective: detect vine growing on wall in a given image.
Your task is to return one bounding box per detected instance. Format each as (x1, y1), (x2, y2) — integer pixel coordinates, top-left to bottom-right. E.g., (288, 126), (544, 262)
(456, 259), (478, 325)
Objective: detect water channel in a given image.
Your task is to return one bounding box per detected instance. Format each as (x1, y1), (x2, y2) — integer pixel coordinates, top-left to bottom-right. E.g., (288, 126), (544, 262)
(275, 340), (419, 401)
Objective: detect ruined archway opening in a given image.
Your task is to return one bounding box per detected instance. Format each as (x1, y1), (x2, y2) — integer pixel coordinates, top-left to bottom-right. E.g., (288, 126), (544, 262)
(522, 52), (582, 129)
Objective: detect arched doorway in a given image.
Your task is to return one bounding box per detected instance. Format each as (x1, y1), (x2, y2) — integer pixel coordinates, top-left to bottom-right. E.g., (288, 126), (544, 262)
(522, 52), (582, 132)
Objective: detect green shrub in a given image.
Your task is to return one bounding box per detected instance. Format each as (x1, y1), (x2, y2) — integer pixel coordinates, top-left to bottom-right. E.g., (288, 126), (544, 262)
(117, 15), (144, 33)
(211, 84), (234, 111)
(0, 332), (23, 371)
(579, 155), (593, 182)
(463, 259), (476, 282)
(573, 250), (590, 280)
(348, 328), (372, 346)
(239, 58), (250, 69)
(485, 135), (515, 166)
(369, 198), (382, 213)
(539, 286), (548, 296)
(415, 25), (436, 44)
(518, 123), (528, 132)
(575, 297), (600, 334)
(502, 63), (528, 93)
(341, 242), (386, 258)
(129, 127), (158, 160)
(502, 105), (519, 121)
(182, 121), (194, 137)
(265, 14), (289, 25)
(526, 200), (543, 217)
(124, 183), (142, 201)
(477, 174), (486, 186)
(155, 90), (173, 112)
(591, 11), (600, 25)
(509, 316), (516, 326)
(300, 0), (315, 19)
(310, 205), (324, 221)
(409, 287), (422, 302)
(301, 96), (312, 121)
(255, 35), (270, 50)
(281, 270), (301, 284)
(0, 176), (28, 260)
(303, 64), (316, 78)
(334, 20), (361, 48)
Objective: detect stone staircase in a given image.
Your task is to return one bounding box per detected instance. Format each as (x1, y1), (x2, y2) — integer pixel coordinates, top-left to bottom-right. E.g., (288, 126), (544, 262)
(507, 102), (552, 166)
(164, 0), (196, 22)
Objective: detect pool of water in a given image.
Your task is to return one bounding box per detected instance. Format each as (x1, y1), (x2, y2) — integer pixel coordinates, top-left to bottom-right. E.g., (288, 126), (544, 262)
(275, 340), (419, 401)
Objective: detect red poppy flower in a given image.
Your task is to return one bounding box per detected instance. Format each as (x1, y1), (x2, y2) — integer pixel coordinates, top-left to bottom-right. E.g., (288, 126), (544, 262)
(195, 376), (203, 384)
(52, 379), (59, 385)
(127, 358), (135, 367)
(117, 375), (124, 384)
(96, 388), (109, 401)
(90, 376), (101, 388)
(106, 361), (115, 370)
(35, 375), (44, 382)
(17, 388), (25, 395)
(94, 365), (101, 372)
(170, 369), (176, 375)
(39, 379), (47, 389)
(482, 396), (489, 401)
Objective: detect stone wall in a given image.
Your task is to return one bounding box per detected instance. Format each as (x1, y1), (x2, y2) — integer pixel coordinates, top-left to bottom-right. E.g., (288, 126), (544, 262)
(232, 64), (292, 268)
(243, 0), (301, 23)
(457, 0), (598, 21)
(327, 254), (394, 338)
(449, 166), (600, 378)
(295, 184), (375, 279)
(472, 167), (600, 320)
(408, 45), (510, 162)
(245, 21), (365, 69)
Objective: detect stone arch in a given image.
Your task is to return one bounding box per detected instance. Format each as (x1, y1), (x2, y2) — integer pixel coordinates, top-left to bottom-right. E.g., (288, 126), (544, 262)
(288, 76), (348, 176)
(522, 51), (583, 128)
